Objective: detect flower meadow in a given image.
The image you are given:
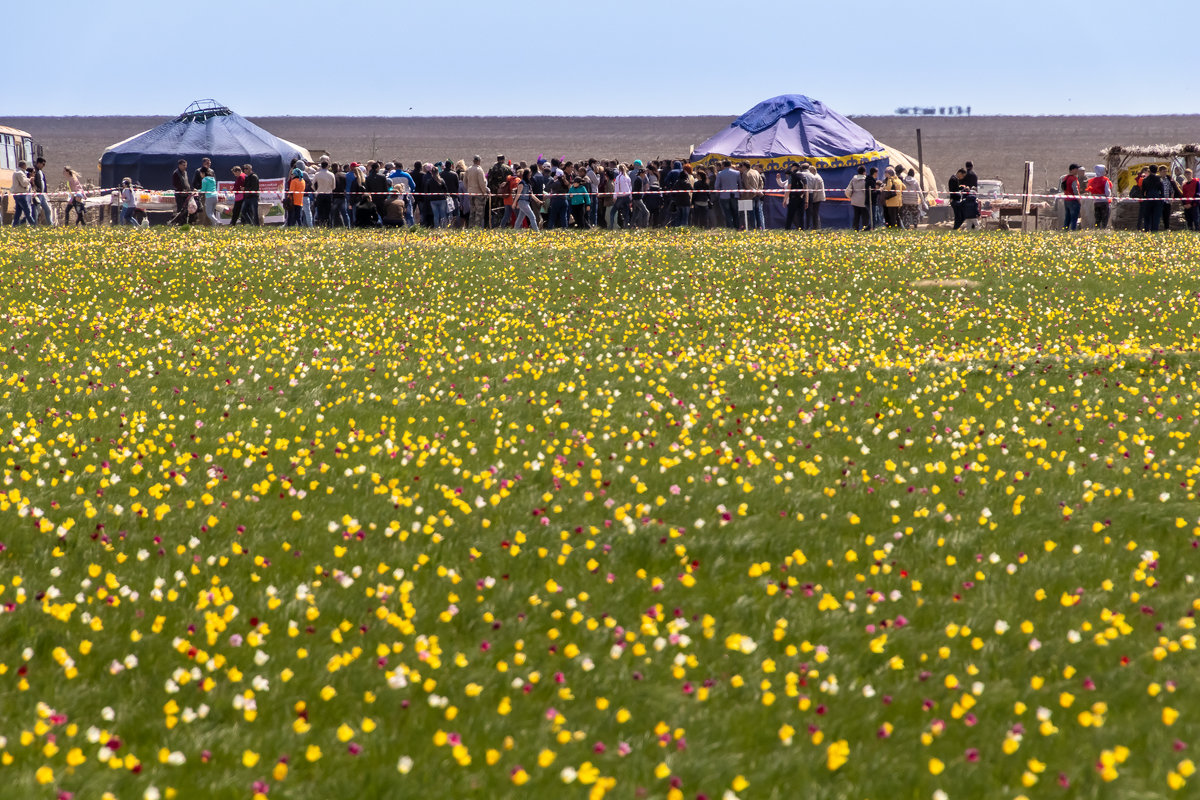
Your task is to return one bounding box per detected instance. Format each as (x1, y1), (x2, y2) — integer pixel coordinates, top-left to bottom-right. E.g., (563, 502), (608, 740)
(1, 228), (1199, 800)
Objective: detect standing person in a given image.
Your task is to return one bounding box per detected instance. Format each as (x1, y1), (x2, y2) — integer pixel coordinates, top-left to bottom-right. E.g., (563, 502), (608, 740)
(31, 158), (53, 225)
(487, 154), (512, 228)
(240, 164), (260, 226)
(388, 161), (416, 226)
(1139, 165), (1164, 232)
(455, 160), (471, 228)
(846, 166), (868, 231)
(344, 163), (362, 226)
(286, 168), (305, 227)
(423, 164), (448, 228)
(738, 161), (765, 230)
(465, 156), (489, 229)
(900, 168), (923, 229)
(568, 177), (592, 228)
(313, 160), (335, 226)
(783, 166), (807, 230)
(441, 161), (462, 227)
(119, 178), (140, 226)
(691, 169), (711, 228)
(598, 168), (615, 229)
(412, 163), (435, 228)
(671, 165), (694, 227)
(1086, 164), (1113, 230)
(947, 168), (965, 229)
(714, 160), (741, 229)
(331, 163), (350, 228)
(365, 162), (391, 221)
(1182, 169), (1200, 231)
(192, 158), (213, 199)
(612, 164), (633, 229)
(805, 165), (824, 229)
(1162, 165), (1180, 231)
(962, 161), (978, 191)
(959, 186), (981, 230)
(882, 166), (904, 228)
(10, 161), (34, 225)
(585, 159), (601, 227)
(299, 164), (315, 227)
(865, 167), (882, 228)
(629, 161), (651, 228)
(548, 169), (570, 230)
(1060, 163), (1083, 231)
(645, 164), (666, 227)
(201, 167), (220, 225)
(170, 159), (192, 225)
(229, 166), (245, 227)
(512, 169), (540, 231)
(63, 166), (87, 225)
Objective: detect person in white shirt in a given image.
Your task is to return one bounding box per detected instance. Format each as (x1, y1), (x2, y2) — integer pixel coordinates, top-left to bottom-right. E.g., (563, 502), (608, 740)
(805, 165), (825, 230)
(10, 162), (34, 225)
(120, 178), (140, 226)
(313, 161), (336, 225)
(612, 165), (633, 228)
(464, 155), (490, 228)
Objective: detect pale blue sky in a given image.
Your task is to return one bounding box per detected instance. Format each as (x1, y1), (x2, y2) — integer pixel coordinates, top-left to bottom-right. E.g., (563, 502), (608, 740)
(9, 0), (1197, 117)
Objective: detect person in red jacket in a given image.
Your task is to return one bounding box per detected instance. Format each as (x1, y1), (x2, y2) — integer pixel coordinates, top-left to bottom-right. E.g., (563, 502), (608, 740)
(1182, 168), (1200, 231)
(1061, 163), (1082, 231)
(1086, 165), (1113, 230)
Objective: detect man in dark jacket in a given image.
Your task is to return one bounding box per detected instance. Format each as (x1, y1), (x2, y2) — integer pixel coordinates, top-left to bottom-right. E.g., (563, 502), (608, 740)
(947, 169), (965, 229)
(193, 158), (213, 199)
(785, 167), (808, 230)
(1162, 166), (1178, 231)
(1140, 165), (1164, 232)
(240, 164), (260, 226)
(963, 161), (978, 190)
(441, 163), (461, 227)
(170, 159), (192, 224)
(364, 162), (391, 220)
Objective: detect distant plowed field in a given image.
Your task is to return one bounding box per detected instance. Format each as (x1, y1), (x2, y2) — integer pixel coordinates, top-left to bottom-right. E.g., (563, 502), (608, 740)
(10, 114), (1200, 194)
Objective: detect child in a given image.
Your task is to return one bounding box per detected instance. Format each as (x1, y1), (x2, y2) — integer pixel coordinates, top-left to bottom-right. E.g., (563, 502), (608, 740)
(568, 178), (591, 228)
(959, 188), (981, 230)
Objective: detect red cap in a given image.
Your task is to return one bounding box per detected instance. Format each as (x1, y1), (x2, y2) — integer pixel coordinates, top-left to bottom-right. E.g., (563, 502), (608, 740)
(350, 162), (359, 168)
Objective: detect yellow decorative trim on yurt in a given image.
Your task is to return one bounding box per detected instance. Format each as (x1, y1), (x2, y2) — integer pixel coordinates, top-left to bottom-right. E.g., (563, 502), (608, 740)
(691, 151), (888, 171)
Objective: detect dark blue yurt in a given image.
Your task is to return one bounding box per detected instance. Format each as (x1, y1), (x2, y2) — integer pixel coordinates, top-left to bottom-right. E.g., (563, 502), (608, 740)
(99, 100), (310, 190)
(690, 95), (889, 228)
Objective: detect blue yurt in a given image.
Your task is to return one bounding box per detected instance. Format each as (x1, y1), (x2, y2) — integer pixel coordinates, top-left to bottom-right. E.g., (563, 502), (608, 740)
(99, 100), (310, 191)
(690, 94), (889, 228)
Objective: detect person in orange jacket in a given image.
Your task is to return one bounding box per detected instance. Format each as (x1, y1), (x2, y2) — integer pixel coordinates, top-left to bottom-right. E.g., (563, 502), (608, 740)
(286, 168), (305, 227)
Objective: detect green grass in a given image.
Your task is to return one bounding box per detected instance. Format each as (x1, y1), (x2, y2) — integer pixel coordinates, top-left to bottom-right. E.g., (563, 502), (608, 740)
(0, 227), (1199, 799)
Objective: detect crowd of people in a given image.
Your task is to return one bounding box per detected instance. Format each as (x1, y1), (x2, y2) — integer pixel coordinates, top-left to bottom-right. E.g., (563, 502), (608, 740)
(216, 154), (839, 232)
(1058, 162), (1200, 232)
(10, 152), (1200, 232)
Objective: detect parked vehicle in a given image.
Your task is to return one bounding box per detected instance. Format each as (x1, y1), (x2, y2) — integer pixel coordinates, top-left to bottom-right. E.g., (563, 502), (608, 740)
(0, 124), (41, 222)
